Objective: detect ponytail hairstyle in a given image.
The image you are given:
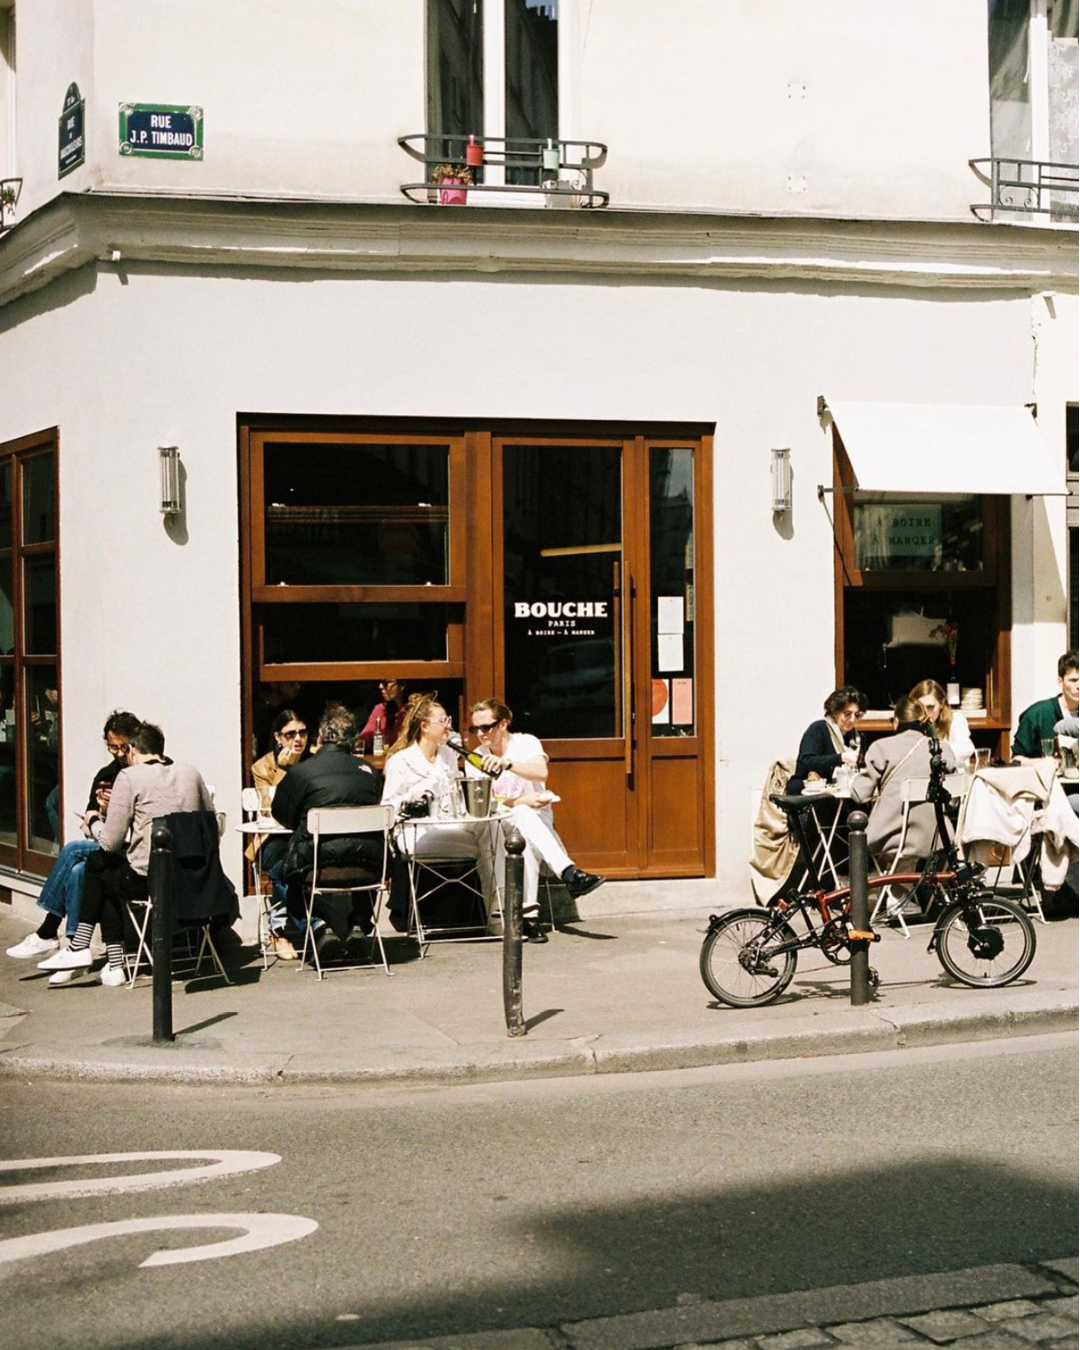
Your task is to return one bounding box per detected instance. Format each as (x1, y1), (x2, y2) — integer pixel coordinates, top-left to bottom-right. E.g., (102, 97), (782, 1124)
(387, 692), (443, 759)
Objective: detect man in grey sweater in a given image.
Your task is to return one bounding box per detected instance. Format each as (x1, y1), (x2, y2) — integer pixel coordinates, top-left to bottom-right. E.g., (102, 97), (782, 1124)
(39, 721), (213, 986)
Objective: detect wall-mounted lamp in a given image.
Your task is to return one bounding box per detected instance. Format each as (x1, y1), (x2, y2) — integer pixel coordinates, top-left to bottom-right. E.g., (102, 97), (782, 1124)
(158, 446), (182, 516)
(770, 447), (792, 513)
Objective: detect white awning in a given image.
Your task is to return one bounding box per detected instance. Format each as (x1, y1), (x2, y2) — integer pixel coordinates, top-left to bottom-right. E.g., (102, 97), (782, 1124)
(824, 400), (1066, 496)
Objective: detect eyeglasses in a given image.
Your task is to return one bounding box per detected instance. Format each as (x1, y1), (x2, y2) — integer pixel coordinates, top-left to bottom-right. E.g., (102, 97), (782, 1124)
(468, 723), (497, 735)
(279, 728), (308, 739)
(427, 715), (451, 727)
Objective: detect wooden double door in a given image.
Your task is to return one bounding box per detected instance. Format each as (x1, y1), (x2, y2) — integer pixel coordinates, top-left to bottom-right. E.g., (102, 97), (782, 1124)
(241, 422), (714, 879)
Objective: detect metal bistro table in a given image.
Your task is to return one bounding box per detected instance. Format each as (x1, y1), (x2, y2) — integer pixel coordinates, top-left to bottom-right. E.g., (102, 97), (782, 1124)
(391, 804), (508, 950)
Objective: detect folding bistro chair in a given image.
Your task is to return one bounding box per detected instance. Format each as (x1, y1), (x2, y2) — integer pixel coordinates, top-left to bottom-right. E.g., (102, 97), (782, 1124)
(869, 771), (969, 937)
(391, 814), (495, 955)
(300, 805), (393, 980)
(126, 811), (233, 985)
(242, 786), (281, 968)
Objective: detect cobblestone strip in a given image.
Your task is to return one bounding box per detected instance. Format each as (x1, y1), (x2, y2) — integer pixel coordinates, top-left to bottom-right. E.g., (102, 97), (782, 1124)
(348, 1259), (1077, 1350)
(560, 1259), (1077, 1350)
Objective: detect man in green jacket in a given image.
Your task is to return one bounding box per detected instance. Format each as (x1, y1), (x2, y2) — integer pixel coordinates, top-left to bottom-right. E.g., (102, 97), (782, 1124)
(1012, 650), (1079, 758)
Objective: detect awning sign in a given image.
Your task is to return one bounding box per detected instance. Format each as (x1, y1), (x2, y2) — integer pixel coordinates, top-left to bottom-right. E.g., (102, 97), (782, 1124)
(58, 84), (85, 179)
(119, 104), (204, 160)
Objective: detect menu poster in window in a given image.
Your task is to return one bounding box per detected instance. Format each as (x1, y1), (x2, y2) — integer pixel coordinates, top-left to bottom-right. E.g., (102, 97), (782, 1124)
(672, 678), (693, 725)
(652, 679), (670, 724)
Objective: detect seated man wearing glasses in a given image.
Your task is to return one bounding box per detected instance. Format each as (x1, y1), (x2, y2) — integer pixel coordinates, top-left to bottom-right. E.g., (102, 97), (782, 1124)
(467, 699), (604, 943)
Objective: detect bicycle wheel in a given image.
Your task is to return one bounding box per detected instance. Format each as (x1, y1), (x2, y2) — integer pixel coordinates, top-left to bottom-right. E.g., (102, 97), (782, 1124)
(699, 909), (798, 1007)
(933, 894), (1036, 988)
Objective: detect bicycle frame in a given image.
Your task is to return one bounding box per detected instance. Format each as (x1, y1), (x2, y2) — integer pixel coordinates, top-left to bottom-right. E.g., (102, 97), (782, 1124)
(768, 736), (980, 959)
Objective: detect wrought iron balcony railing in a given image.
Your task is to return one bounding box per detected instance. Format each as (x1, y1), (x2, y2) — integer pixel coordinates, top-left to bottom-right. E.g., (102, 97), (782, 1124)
(969, 157), (1079, 223)
(398, 134), (608, 208)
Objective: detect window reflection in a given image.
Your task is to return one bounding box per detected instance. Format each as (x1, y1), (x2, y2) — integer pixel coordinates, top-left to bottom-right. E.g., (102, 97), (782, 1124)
(263, 604), (451, 665)
(264, 442), (450, 586)
(26, 666), (59, 855)
(649, 448), (695, 736)
(503, 444), (620, 739)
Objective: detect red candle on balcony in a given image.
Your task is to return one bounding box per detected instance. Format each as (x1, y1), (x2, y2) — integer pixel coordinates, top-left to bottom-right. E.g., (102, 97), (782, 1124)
(466, 135), (483, 168)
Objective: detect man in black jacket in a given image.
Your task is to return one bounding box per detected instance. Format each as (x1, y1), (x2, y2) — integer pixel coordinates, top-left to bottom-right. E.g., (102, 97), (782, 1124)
(272, 708), (384, 964)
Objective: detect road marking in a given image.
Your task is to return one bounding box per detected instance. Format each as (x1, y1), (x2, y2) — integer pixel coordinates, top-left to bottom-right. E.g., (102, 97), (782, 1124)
(0, 1213), (319, 1268)
(0, 1150), (281, 1203)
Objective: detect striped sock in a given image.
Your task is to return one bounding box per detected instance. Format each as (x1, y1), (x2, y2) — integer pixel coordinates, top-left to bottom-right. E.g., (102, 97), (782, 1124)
(106, 942), (125, 970)
(68, 923), (94, 952)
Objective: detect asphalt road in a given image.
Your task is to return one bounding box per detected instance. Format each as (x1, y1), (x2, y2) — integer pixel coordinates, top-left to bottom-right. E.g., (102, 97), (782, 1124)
(0, 1033), (1076, 1350)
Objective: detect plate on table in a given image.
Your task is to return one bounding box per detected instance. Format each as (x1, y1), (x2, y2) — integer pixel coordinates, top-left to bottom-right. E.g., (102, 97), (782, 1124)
(802, 781), (830, 796)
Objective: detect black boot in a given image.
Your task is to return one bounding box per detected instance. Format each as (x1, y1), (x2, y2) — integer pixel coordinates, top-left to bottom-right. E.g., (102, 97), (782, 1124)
(560, 866), (606, 900)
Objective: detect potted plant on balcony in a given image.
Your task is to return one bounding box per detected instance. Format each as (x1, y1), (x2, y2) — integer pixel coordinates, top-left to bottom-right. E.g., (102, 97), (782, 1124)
(430, 162), (473, 206)
(0, 179), (21, 231)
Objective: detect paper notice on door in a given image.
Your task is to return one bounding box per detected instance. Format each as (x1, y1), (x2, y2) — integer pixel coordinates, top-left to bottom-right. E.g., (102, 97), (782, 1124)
(658, 595), (684, 634)
(658, 633), (683, 672)
(672, 678), (693, 725)
(651, 678), (670, 724)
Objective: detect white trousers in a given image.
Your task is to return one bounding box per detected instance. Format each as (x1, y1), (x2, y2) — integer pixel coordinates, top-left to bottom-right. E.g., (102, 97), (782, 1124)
(497, 804), (573, 917)
(394, 819), (498, 921)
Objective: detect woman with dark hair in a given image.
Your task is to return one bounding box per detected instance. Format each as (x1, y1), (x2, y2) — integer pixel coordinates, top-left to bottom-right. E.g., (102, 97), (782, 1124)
(787, 685), (867, 795)
(357, 678), (409, 753)
(248, 709), (311, 959)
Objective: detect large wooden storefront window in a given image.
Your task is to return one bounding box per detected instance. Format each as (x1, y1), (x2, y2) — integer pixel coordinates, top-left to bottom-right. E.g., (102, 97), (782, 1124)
(832, 434), (1011, 750)
(239, 418), (715, 878)
(0, 429), (62, 877)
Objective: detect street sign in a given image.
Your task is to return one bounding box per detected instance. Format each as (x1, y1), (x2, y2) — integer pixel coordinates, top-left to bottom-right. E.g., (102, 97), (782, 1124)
(118, 103), (203, 160)
(58, 83), (85, 179)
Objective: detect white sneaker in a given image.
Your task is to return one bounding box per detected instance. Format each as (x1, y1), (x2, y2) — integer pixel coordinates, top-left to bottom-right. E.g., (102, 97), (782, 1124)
(47, 969), (77, 987)
(37, 946), (93, 972)
(6, 933), (59, 959)
(98, 965), (127, 988)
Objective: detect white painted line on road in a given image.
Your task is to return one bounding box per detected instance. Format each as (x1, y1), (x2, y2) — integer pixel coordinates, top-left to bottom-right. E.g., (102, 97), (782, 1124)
(0, 1213), (319, 1268)
(0, 1150), (281, 1203)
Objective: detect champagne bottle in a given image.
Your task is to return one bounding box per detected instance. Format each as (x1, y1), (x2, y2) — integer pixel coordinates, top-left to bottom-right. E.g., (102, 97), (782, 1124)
(446, 737), (500, 777)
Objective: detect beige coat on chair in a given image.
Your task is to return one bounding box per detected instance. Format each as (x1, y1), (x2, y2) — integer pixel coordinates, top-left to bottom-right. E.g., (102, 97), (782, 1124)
(750, 758), (799, 886)
(850, 731), (955, 869)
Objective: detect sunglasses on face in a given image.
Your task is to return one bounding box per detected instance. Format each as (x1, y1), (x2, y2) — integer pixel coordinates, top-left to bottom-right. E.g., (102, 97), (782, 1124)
(279, 729), (308, 739)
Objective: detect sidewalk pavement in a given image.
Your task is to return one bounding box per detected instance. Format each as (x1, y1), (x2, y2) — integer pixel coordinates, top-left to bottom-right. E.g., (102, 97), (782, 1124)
(0, 906), (1076, 1086)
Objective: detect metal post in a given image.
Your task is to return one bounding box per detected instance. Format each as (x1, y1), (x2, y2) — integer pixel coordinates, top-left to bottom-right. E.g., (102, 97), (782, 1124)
(148, 825), (175, 1044)
(502, 827), (526, 1037)
(847, 810), (872, 1007)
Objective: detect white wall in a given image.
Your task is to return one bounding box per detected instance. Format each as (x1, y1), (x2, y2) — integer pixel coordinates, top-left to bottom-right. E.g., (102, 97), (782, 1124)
(0, 260), (1061, 901)
(9, 0), (991, 224)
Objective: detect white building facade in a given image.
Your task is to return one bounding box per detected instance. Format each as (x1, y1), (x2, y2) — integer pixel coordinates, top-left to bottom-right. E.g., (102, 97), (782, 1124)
(0, 0), (1076, 919)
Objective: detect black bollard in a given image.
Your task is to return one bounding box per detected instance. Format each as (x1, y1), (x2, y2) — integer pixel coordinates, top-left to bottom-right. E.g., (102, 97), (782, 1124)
(847, 809), (872, 1006)
(502, 827), (526, 1037)
(148, 825), (175, 1043)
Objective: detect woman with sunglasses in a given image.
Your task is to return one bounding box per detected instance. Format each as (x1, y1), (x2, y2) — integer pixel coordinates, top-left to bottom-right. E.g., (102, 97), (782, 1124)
(381, 695), (497, 932)
(248, 709), (311, 959)
(787, 685), (867, 795)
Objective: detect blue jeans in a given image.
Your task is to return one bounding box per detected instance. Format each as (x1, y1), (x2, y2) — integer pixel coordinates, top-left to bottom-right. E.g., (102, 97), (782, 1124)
(36, 838), (98, 936)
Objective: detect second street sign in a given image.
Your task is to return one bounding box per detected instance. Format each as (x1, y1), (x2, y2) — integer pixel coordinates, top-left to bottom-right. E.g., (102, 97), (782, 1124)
(119, 104), (203, 159)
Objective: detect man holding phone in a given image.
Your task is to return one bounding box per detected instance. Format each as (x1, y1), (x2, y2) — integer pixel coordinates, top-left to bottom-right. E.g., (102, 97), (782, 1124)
(5, 710), (142, 976)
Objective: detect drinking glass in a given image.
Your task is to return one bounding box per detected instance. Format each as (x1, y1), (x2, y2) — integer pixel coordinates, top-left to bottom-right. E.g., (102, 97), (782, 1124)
(1041, 738), (1056, 760)
(975, 748), (991, 771)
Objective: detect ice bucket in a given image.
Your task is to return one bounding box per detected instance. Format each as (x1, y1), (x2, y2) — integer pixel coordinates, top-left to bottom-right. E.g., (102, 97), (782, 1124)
(462, 778), (492, 818)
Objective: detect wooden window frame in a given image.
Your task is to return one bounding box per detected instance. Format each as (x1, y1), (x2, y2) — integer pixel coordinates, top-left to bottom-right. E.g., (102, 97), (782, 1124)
(831, 431), (1012, 745)
(0, 427), (62, 878)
